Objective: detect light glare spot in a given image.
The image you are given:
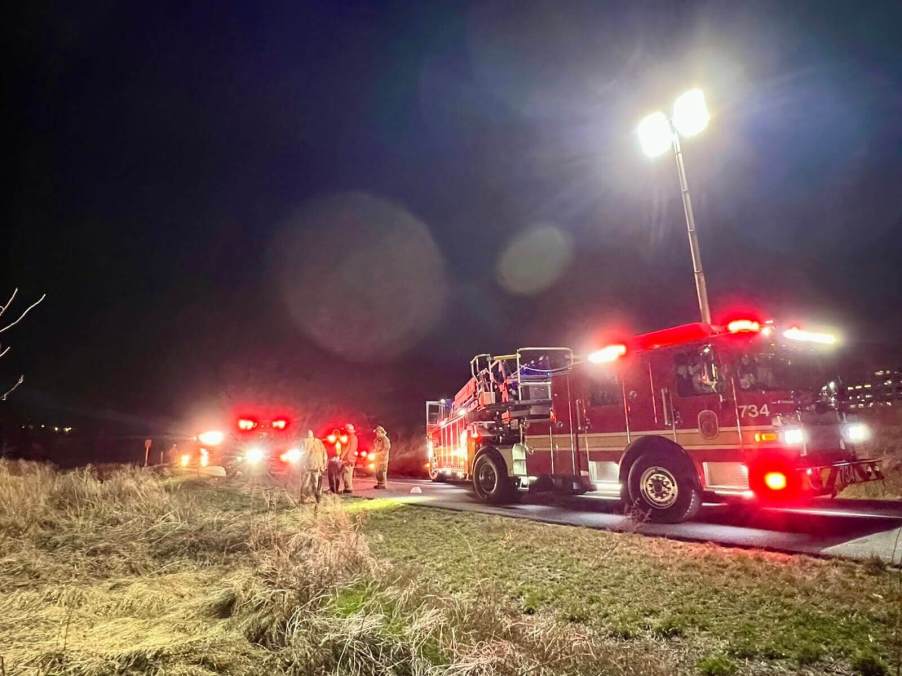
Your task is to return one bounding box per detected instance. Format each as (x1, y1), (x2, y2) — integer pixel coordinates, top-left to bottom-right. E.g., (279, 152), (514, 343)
(273, 193), (448, 362)
(496, 225), (573, 295)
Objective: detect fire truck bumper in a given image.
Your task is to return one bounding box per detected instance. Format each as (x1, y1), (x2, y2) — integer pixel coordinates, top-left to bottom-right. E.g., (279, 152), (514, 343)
(797, 458), (884, 496)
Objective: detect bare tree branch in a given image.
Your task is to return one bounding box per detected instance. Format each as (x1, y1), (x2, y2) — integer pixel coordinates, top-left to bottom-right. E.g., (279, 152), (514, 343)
(0, 293), (46, 334)
(0, 345), (10, 359)
(1, 375), (24, 401)
(0, 288), (18, 319)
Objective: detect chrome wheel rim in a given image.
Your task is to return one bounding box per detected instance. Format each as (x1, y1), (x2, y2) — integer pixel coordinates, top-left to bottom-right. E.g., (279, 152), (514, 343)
(639, 466), (679, 509)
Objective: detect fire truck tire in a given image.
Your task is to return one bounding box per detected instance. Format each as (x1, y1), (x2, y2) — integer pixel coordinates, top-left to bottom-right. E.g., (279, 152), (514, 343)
(627, 451), (701, 523)
(472, 451), (517, 504)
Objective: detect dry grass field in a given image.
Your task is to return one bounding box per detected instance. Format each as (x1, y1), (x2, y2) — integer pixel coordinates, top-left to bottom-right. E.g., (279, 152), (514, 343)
(0, 460), (899, 675)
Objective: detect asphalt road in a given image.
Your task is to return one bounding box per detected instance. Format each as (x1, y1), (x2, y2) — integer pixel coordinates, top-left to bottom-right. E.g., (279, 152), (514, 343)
(353, 478), (902, 565)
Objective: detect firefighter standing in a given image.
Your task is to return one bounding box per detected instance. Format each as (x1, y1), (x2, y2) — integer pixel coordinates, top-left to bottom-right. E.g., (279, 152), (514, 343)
(303, 430), (328, 503)
(372, 425), (391, 489)
(327, 438), (343, 494)
(340, 423), (357, 494)
(166, 443), (179, 466)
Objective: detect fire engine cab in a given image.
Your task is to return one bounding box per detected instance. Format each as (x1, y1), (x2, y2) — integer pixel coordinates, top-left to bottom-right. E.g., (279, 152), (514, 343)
(426, 318), (883, 523)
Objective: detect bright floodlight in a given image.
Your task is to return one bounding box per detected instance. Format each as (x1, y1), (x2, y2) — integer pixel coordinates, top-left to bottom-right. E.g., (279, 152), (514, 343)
(672, 88), (709, 138)
(637, 111), (673, 157)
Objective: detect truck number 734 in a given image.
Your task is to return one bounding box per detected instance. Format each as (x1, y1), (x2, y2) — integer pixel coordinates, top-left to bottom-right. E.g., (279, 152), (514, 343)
(738, 404), (769, 418)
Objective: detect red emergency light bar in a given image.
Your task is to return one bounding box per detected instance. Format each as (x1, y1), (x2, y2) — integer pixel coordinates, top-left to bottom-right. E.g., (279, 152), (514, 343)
(727, 319), (761, 334)
(634, 323), (716, 351)
(237, 418), (258, 431)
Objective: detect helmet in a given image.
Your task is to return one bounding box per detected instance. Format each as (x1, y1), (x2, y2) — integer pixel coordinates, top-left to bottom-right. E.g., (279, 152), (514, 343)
(345, 423), (355, 433)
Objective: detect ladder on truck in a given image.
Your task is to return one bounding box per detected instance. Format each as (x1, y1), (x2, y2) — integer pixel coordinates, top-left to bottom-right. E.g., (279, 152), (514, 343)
(466, 347), (573, 425)
(426, 347), (573, 477)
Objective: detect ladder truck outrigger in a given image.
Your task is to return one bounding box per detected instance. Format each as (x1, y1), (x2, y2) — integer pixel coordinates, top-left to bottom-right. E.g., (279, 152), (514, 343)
(426, 317), (884, 523)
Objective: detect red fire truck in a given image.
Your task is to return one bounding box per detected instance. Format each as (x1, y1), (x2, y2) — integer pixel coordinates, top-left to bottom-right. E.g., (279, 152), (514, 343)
(426, 318), (883, 522)
(226, 412), (298, 475)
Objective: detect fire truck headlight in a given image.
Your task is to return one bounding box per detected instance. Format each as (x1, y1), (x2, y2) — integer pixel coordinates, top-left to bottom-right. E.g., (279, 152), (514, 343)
(780, 428), (806, 446)
(843, 422), (871, 444)
(280, 448), (301, 463)
(198, 430), (225, 446)
(179, 453), (191, 467)
(245, 447), (266, 464)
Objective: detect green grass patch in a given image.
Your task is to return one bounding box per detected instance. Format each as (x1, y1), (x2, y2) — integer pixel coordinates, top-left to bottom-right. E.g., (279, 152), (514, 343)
(360, 504), (902, 672)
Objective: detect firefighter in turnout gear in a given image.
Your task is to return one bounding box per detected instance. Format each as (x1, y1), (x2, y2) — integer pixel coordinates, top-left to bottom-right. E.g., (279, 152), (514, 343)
(303, 430), (328, 503)
(340, 423), (357, 493)
(372, 426), (391, 489)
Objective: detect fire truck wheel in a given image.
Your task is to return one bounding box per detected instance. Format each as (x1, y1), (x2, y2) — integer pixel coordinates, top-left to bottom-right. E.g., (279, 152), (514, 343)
(472, 452), (517, 504)
(627, 451), (701, 523)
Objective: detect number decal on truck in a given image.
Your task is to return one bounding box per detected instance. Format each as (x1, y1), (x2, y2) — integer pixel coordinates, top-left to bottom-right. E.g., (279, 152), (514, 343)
(738, 404), (769, 418)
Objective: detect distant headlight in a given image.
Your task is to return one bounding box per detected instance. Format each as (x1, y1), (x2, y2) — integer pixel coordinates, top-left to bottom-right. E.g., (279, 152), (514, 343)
(179, 453), (191, 467)
(780, 428), (806, 446)
(198, 430), (225, 446)
(245, 447), (266, 464)
(280, 448), (301, 463)
(843, 422), (871, 444)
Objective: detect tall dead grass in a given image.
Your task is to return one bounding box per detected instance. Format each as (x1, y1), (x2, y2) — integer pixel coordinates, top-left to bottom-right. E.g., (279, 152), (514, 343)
(0, 460), (672, 675)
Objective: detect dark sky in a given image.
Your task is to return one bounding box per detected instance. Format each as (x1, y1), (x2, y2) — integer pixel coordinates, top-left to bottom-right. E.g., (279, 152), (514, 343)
(5, 1), (902, 434)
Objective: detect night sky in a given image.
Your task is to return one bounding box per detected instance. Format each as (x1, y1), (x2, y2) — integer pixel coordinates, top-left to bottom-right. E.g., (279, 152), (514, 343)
(6, 1), (902, 435)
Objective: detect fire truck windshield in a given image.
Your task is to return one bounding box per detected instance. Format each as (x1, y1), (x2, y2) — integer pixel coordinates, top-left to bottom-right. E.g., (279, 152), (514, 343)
(734, 349), (826, 393)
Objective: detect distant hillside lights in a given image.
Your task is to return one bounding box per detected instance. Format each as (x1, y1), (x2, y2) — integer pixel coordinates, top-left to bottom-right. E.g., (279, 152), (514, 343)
(19, 424), (74, 433)
(845, 368), (902, 409)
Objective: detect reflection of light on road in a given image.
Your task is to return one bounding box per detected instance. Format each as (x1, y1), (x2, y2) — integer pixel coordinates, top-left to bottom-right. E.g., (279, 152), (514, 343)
(764, 507), (901, 520)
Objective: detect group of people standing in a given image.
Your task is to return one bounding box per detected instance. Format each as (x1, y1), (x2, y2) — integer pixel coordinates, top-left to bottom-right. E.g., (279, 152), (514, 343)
(300, 423), (391, 503)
